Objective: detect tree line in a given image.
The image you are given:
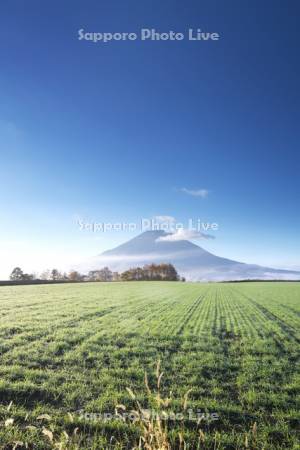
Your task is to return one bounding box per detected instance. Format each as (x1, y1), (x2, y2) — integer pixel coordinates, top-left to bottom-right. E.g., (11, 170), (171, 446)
(9, 264), (185, 283)
(120, 264), (181, 281)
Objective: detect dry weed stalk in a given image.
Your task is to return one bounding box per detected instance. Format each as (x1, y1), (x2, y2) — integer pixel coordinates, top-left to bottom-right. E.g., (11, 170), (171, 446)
(123, 360), (194, 450)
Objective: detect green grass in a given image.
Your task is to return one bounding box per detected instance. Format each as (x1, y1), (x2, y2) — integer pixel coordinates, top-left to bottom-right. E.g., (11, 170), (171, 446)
(0, 282), (299, 449)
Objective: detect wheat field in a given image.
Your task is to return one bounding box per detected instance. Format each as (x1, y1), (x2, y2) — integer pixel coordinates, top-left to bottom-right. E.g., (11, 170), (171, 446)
(0, 282), (299, 449)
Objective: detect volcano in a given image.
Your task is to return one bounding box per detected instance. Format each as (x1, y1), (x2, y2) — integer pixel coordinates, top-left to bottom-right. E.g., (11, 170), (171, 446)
(79, 230), (300, 281)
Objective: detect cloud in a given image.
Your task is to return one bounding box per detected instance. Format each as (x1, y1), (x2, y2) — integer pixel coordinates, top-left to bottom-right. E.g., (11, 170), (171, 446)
(153, 215), (176, 223)
(157, 228), (215, 242)
(180, 188), (209, 198)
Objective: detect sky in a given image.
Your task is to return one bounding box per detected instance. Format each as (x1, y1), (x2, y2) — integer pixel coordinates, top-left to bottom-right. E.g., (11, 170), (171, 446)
(0, 0), (300, 278)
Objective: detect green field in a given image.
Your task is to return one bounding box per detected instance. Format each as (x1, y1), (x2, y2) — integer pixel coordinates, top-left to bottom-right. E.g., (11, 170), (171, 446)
(0, 282), (299, 449)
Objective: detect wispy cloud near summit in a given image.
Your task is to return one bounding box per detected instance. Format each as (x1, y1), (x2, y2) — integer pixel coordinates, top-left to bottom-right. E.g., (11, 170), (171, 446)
(157, 228), (215, 242)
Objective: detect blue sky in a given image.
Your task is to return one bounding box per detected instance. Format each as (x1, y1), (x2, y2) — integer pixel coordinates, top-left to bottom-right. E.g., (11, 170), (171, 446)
(0, 0), (300, 277)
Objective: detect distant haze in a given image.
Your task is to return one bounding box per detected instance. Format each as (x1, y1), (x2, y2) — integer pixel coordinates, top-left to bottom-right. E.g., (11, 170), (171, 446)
(76, 230), (300, 281)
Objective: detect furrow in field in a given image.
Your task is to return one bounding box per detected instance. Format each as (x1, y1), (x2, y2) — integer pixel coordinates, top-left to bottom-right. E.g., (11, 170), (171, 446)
(235, 291), (300, 344)
(226, 287), (278, 337)
(191, 289), (214, 335)
(172, 288), (210, 336)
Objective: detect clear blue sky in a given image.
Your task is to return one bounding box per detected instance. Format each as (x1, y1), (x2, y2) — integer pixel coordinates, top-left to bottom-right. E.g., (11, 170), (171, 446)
(0, 0), (300, 277)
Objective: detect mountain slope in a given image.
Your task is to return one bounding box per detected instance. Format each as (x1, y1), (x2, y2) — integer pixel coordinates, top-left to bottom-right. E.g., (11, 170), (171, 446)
(79, 230), (300, 281)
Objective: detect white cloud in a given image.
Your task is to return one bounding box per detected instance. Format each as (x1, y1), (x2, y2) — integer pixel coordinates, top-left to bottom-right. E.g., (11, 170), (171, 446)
(180, 188), (209, 198)
(157, 228), (215, 242)
(153, 215), (176, 223)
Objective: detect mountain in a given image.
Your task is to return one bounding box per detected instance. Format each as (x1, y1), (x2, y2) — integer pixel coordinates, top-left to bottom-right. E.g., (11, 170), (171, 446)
(78, 230), (300, 281)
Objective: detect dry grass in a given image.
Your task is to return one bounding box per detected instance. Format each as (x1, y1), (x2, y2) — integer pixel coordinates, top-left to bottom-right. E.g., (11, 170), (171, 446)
(0, 364), (280, 450)
(122, 360), (193, 450)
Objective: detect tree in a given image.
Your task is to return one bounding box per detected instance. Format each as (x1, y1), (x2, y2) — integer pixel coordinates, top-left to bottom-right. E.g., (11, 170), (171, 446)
(10, 268), (35, 282)
(98, 267), (113, 282)
(50, 269), (62, 281)
(22, 273), (34, 281)
(88, 270), (97, 281)
(68, 271), (82, 281)
(10, 267), (24, 281)
(40, 269), (51, 280)
(161, 263), (179, 281)
(112, 272), (120, 281)
(121, 269), (133, 281)
(88, 267), (113, 282)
